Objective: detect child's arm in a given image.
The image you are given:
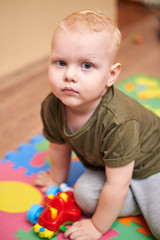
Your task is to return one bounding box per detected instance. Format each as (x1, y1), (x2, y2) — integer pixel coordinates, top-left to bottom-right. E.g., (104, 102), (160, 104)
(64, 160), (134, 240)
(34, 141), (72, 192)
(92, 160), (134, 233)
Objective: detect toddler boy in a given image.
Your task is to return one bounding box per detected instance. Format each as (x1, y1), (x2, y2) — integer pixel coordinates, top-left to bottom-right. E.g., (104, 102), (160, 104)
(35, 10), (160, 239)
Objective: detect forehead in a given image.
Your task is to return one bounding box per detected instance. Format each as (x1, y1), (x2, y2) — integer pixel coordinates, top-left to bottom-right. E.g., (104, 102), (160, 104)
(53, 25), (110, 42)
(51, 27), (119, 65)
(52, 26), (114, 51)
(51, 27), (115, 60)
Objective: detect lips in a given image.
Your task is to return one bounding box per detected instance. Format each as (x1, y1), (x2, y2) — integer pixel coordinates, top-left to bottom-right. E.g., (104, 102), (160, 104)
(62, 87), (78, 95)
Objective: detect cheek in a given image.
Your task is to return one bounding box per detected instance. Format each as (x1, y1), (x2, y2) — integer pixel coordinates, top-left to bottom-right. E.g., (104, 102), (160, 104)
(48, 73), (54, 88)
(48, 69), (61, 86)
(48, 76), (58, 94)
(83, 74), (108, 96)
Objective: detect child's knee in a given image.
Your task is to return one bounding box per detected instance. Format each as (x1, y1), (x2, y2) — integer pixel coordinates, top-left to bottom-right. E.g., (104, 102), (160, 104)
(74, 179), (97, 216)
(73, 170), (105, 216)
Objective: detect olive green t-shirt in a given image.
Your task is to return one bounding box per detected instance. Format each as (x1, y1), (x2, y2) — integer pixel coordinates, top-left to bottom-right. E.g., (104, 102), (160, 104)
(41, 86), (160, 179)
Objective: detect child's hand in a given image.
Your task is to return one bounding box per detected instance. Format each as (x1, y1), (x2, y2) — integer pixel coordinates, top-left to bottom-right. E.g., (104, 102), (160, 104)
(64, 219), (102, 240)
(34, 169), (58, 193)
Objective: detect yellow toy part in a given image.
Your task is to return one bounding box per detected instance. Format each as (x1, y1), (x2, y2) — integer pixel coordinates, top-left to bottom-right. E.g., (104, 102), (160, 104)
(50, 207), (58, 219)
(47, 194), (54, 200)
(59, 192), (68, 202)
(34, 223), (54, 239)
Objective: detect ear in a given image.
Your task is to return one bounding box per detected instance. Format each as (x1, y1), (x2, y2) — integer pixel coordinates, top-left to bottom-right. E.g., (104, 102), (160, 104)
(106, 63), (121, 87)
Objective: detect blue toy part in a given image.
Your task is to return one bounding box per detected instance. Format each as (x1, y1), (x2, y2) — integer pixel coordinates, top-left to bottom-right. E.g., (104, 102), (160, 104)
(46, 186), (61, 196)
(27, 204), (44, 224)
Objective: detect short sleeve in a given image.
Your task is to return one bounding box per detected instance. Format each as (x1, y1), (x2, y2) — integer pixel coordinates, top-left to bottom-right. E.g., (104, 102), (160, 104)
(101, 120), (140, 167)
(41, 95), (66, 144)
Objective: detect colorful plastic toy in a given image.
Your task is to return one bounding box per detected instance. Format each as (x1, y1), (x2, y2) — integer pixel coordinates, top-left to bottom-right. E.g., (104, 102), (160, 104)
(27, 184), (81, 239)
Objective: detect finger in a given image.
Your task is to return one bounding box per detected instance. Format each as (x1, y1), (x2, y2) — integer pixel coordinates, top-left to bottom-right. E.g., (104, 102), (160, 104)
(64, 225), (84, 240)
(38, 171), (49, 178)
(64, 226), (77, 238)
(37, 171), (47, 176)
(41, 186), (48, 193)
(33, 171), (50, 185)
(68, 231), (82, 240)
(33, 177), (46, 186)
(72, 221), (80, 227)
(33, 178), (44, 186)
(34, 171), (46, 180)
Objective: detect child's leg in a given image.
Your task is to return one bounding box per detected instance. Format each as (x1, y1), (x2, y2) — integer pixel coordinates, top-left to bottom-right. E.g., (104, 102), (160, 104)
(130, 172), (160, 239)
(74, 170), (106, 216)
(74, 169), (140, 217)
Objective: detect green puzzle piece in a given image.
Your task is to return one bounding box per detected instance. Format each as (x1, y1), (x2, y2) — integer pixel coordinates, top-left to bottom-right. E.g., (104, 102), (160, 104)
(116, 75), (160, 117)
(111, 220), (156, 240)
(35, 139), (49, 152)
(14, 228), (58, 240)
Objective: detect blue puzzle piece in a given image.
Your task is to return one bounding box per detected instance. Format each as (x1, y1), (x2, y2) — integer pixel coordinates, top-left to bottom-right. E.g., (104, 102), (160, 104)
(2, 135), (86, 182)
(67, 161), (86, 186)
(2, 138), (50, 176)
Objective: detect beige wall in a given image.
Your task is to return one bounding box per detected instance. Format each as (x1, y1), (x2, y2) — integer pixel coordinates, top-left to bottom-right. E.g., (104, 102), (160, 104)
(0, 0), (117, 81)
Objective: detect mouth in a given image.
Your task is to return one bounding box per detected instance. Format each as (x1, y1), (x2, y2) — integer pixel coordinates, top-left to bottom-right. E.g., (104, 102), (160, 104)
(62, 87), (78, 95)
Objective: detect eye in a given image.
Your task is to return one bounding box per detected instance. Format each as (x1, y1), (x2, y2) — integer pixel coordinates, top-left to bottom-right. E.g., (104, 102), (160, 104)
(57, 60), (67, 67)
(81, 62), (92, 69)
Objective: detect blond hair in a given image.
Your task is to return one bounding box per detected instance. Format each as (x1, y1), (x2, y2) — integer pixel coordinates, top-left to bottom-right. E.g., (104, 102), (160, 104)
(58, 10), (121, 50)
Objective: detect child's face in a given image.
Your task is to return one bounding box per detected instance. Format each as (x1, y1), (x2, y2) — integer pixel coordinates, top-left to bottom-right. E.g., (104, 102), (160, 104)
(48, 27), (117, 110)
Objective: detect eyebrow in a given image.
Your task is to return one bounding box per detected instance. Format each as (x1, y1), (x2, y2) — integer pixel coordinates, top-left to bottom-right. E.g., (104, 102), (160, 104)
(50, 54), (98, 61)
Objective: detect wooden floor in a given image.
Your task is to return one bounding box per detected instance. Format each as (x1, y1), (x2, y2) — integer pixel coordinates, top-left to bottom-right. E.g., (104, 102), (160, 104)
(0, 1), (160, 159)
(117, 0), (160, 81)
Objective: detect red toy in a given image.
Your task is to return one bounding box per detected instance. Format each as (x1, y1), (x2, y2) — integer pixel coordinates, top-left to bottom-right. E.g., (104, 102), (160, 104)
(27, 184), (81, 239)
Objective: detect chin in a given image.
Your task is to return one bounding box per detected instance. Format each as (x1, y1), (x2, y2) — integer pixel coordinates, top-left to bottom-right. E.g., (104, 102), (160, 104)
(63, 102), (79, 108)
(60, 96), (79, 106)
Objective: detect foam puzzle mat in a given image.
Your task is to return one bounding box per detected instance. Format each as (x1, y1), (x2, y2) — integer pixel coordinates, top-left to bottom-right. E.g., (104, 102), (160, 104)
(0, 75), (160, 240)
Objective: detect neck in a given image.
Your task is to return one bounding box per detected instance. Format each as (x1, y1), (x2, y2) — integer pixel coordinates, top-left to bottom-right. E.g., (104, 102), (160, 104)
(65, 100), (101, 133)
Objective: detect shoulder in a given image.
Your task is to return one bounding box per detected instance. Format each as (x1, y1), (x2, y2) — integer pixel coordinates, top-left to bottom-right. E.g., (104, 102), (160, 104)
(100, 86), (142, 124)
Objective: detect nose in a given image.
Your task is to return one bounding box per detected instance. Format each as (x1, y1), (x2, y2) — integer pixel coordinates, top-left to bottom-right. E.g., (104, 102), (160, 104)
(65, 66), (78, 83)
